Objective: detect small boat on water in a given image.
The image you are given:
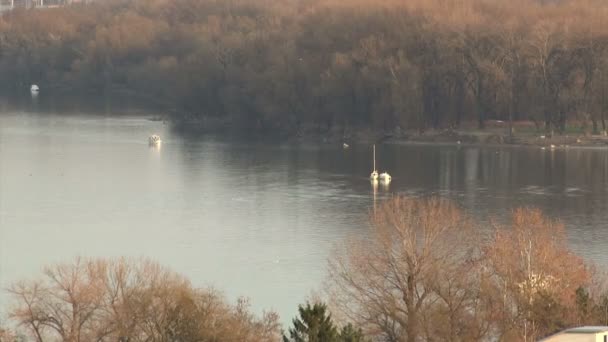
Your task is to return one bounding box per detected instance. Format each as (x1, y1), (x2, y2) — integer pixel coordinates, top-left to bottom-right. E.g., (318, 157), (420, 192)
(30, 84), (39, 95)
(148, 134), (162, 146)
(370, 170), (379, 181)
(379, 172), (392, 183)
(369, 144), (392, 184)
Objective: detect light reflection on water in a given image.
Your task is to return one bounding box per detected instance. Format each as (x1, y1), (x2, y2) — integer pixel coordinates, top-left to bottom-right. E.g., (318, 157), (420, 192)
(2, 106), (608, 323)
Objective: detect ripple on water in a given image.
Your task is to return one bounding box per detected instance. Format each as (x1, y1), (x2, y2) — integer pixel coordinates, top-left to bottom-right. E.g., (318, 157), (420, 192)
(520, 185), (550, 196)
(564, 187), (587, 197)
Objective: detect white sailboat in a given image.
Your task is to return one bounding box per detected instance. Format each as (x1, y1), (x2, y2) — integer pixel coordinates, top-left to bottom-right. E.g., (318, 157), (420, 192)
(369, 144), (391, 184)
(370, 145), (379, 181)
(379, 172), (392, 183)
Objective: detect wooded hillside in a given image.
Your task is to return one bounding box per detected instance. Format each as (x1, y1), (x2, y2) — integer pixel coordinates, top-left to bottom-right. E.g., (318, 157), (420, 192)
(1, 0), (607, 135)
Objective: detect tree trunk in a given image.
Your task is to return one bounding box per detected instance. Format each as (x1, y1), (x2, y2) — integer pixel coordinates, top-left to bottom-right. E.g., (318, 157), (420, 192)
(406, 276), (418, 342)
(407, 310), (418, 342)
(477, 78), (485, 129)
(592, 118), (599, 135)
(454, 73), (465, 128)
(602, 105), (607, 136)
(509, 69), (514, 138)
(602, 70), (607, 135)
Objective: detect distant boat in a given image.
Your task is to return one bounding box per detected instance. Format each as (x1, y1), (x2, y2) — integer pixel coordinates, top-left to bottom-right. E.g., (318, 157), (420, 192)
(30, 84), (39, 95)
(379, 172), (392, 183)
(370, 170), (379, 182)
(343, 142), (350, 149)
(370, 145), (379, 181)
(148, 134), (162, 146)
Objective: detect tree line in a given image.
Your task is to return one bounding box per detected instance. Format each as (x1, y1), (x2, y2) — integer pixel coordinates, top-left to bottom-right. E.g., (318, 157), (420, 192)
(3, 196), (608, 341)
(2, 0), (608, 136)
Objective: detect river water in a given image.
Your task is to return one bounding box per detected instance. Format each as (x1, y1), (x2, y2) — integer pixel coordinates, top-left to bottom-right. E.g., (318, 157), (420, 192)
(2, 96), (608, 322)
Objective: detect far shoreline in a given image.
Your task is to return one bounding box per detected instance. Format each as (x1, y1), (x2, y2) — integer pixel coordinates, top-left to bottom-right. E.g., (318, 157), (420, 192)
(169, 117), (608, 150)
(6, 88), (608, 150)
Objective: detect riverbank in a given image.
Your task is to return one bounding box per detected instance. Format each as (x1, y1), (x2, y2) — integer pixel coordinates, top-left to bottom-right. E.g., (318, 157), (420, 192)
(6, 84), (607, 149)
(280, 123), (608, 148)
(9, 86), (606, 150)
(169, 117), (608, 148)
(392, 129), (608, 148)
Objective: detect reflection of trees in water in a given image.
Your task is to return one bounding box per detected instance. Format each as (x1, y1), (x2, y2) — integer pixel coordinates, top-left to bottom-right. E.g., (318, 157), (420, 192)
(0, 93), (162, 117)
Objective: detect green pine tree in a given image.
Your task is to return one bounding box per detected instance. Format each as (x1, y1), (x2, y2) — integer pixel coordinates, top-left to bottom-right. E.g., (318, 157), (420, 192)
(283, 302), (338, 342)
(576, 287), (591, 323)
(338, 323), (367, 342)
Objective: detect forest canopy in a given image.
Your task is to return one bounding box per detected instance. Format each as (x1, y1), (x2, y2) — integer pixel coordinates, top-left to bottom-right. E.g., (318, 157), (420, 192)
(1, 0), (608, 135)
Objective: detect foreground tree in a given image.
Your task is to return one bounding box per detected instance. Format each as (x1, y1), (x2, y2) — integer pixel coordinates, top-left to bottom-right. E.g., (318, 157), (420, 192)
(0, 326), (19, 342)
(328, 196), (485, 342)
(483, 208), (592, 341)
(327, 197), (606, 341)
(8, 257), (280, 342)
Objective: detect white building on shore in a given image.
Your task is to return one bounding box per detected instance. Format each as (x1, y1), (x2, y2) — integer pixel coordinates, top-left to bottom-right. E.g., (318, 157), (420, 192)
(0, 0), (87, 12)
(541, 326), (608, 342)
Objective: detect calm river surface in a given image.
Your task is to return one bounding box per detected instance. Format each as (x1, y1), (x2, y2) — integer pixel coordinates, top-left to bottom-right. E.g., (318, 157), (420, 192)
(2, 96), (608, 322)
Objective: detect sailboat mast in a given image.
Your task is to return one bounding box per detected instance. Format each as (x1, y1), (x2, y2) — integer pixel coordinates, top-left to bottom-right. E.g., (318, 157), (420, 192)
(373, 145), (376, 171)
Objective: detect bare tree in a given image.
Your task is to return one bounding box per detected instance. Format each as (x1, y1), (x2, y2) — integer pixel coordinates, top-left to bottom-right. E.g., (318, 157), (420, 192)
(0, 324), (18, 342)
(483, 208), (591, 341)
(8, 257), (281, 342)
(8, 258), (107, 342)
(328, 196), (485, 342)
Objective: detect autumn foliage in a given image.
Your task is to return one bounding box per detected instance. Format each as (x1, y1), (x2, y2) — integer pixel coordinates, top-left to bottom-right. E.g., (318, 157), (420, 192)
(329, 197), (602, 341)
(483, 209), (592, 340)
(8, 258), (280, 342)
(2, 0), (608, 135)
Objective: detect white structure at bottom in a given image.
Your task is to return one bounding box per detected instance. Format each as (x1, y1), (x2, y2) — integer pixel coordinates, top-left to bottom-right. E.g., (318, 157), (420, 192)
(540, 326), (608, 342)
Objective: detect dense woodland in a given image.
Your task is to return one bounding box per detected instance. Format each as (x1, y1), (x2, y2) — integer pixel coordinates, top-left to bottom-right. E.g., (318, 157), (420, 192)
(2, 0), (608, 135)
(3, 198), (608, 341)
